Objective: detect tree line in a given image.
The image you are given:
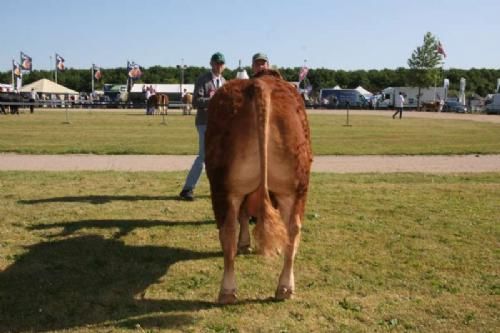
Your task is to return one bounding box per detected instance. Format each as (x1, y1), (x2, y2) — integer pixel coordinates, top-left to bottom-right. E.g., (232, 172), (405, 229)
(1, 65), (498, 97)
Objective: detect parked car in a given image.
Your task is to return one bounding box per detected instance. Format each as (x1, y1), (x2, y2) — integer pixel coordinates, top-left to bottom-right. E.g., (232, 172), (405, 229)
(443, 100), (467, 113)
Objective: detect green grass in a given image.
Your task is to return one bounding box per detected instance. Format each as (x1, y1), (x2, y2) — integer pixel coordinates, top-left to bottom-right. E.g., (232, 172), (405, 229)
(0, 110), (499, 155)
(1, 171), (498, 332)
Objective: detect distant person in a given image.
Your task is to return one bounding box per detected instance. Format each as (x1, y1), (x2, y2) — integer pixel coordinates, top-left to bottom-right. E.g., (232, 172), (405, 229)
(392, 92), (405, 119)
(29, 89), (38, 113)
(179, 52), (226, 201)
(251, 53), (269, 76)
(143, 85), (153, 115)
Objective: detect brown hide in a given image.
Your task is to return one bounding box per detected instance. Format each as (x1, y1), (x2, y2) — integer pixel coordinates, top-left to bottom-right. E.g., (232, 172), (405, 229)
(182, 93), (193, 104)
(148, 94), (169, 114)
(205, 70), (313, 254)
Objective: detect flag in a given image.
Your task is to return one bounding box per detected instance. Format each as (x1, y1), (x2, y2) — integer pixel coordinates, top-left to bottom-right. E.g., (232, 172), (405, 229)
(56, 53), (65, 71)
(93, 65), (102, 80)
(13, 60), (22, 77)
(437, 41), (447, 58)
(20, 52), (32, 71)
(127, 61), (142, 80)
(299, 66), (309, 82)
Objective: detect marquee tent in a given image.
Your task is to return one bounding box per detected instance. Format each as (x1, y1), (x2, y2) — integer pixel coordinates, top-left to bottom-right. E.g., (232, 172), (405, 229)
(131, 83), (194, 94)
(355, 85), (373, 97)
(20, 79), (78, 95)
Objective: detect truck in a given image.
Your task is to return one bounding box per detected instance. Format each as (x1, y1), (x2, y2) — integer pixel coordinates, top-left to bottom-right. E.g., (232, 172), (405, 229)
(376, 86), (445, 109)
(485, 94), (500, 114)
(319, 88), (368, 108)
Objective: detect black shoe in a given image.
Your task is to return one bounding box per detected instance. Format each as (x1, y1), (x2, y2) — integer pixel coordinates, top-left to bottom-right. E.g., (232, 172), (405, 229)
(179, 189), (194, 201)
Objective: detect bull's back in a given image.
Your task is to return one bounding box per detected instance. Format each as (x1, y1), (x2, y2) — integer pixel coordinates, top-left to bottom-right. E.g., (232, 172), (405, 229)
(205, 76), (312, 222)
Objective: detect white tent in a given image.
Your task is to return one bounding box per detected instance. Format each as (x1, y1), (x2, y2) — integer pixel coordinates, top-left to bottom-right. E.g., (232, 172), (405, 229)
(0, 83), (13, 92)
(131, 83), (194, 94)
(355, 85), (373, 97)
(20, 79), (78, 95)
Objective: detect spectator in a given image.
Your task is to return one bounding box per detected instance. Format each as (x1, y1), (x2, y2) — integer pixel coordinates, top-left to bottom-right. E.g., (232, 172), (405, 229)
(29, 88), (38, 113)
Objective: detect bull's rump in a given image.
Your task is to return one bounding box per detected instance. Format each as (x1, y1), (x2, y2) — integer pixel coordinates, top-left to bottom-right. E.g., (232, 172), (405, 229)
(205, 75), (312, 227)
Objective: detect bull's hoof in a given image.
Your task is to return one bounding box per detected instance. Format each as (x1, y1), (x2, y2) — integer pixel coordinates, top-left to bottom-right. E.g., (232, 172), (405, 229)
(275, 286), (294, 301)
(218, 289), (237, 305)
(237, 245), (253, 255)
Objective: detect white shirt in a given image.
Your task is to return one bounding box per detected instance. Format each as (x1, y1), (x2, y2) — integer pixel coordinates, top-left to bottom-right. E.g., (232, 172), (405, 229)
(396, 94), (405, 108)
(211, 74), (223, 89)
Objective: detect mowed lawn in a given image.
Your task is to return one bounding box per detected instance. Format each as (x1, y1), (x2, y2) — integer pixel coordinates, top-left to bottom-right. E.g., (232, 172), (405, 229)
(0, 109), (499, 155)
(0, 171), (498, 332)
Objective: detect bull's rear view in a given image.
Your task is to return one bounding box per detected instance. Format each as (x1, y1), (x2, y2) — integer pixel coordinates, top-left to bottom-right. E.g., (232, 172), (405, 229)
(205, 70), (313, 304)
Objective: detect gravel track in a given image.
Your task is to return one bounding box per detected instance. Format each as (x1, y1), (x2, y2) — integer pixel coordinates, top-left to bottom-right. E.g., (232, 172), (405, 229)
(1, 154), (499, 173)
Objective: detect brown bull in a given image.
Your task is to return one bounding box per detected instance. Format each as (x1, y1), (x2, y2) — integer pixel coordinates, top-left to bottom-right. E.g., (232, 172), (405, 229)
(205, 70), (313, 304)
(148, 94), (169, 115)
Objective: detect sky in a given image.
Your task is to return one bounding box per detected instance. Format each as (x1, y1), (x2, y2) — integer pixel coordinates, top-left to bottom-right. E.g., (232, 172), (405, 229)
(2, 0), (499, 72)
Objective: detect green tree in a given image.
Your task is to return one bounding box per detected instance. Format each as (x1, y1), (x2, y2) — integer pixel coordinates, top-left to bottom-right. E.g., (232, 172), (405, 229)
(407, 32), (444, 110)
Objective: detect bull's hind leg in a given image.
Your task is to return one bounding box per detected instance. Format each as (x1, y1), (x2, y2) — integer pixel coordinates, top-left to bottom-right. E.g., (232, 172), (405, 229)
(218, 195), (244, 304)
(237, 206), (252, 255)
(274, 195), (302, 300)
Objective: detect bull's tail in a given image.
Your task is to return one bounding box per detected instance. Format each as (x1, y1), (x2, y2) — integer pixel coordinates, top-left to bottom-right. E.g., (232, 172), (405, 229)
(251, 80), (289, 256)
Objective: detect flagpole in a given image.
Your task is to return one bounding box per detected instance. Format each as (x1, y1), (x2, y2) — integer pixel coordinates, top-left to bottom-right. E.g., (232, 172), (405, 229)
(91, 64), (95, 96)
(11, 59), (14, 89)
(55, 53), (58, 84)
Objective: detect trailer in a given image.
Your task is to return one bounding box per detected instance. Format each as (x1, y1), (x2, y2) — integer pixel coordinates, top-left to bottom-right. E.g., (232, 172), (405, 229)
(486, 94), (500, 114)
(377, 86), (445, 109)
(319, 88), (368, 108)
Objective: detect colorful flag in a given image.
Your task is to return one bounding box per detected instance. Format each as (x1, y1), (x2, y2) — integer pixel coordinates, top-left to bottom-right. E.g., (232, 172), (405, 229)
(93, 65), (102, 80)
(299, 66), (309, 82)
(20, 52), (32, 71)
(13, 60), (22, 77)
(437, 41), (447, 58)
(56, 53), (65, 71)
(127, 61), (142, 80)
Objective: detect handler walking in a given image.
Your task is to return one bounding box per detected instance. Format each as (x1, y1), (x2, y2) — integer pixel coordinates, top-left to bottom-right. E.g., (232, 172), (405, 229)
(179, 52), (226, 201)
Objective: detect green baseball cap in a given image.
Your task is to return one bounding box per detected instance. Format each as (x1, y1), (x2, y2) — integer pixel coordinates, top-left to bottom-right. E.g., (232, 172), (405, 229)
(211, 52), (225, 64)
(252, 52), (268, 63)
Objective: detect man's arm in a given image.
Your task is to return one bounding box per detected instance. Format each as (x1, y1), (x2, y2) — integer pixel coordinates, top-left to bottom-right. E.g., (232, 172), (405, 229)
(193, 73), (211, 109)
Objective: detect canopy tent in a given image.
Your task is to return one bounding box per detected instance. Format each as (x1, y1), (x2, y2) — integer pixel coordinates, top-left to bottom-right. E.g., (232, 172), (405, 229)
(131, 83), (194, 94)
(20, 79), (78, 95)
(355, 85), (373, 97)
(0, 83), (13, 92)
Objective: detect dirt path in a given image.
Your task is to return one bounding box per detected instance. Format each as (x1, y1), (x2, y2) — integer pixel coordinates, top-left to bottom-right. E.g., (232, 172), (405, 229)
(1, 154), (499, 173)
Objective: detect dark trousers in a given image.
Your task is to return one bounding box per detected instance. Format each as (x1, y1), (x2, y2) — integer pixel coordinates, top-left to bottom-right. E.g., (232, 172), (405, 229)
(392, 107), (403, 119)
(29, 99), (35, 113)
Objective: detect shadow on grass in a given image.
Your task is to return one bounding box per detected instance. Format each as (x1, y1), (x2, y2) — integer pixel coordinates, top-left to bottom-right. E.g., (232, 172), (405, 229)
(0, 235), (220, 332)
(18, 194), (210, 205)
(28, 219), (214, 238)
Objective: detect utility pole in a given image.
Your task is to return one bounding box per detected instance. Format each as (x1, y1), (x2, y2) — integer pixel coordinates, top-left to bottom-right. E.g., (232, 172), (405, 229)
(177, 58), (187, 99)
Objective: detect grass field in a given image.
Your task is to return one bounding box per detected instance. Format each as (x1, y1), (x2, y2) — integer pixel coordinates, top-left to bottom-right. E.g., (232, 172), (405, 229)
(0, 171), (498, 332)
(0, 110), (499, 155)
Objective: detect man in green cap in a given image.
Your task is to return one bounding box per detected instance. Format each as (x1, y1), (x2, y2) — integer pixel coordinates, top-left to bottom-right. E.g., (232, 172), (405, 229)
(179, 52), (226, 201)
(252, 52), (269, 76)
